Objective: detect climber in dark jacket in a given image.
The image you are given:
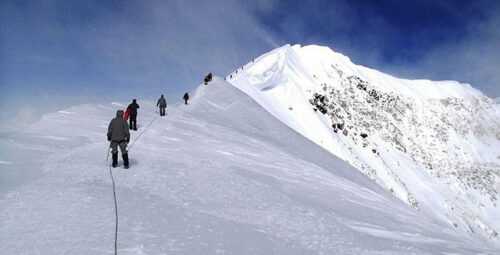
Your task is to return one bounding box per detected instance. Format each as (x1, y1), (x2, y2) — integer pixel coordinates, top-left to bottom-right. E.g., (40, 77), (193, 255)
(107, 110), (130, 168)
(204, 72), (213, 85)
(183, 93), (190, 105)
(157, 94), (167, 116)
(127, 99), (140, 131)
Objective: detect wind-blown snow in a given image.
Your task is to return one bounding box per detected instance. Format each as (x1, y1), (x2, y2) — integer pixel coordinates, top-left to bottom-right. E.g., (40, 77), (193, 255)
(229, 44), (500, 244)
(1, 77), (497, 254)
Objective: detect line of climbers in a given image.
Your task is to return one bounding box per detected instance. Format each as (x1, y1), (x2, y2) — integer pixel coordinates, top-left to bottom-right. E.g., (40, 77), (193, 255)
(107, 73), (217, 169)
(225, 59), (254, 81)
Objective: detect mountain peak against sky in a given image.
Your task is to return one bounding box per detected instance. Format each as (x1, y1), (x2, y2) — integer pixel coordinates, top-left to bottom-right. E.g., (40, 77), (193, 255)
(3, 0), (500, 252)
(261, 44), (484, 98)
(228, 44), (500, 241)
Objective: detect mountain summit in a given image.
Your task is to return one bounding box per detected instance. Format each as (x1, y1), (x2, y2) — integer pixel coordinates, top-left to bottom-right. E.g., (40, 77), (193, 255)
(229, 44), (500, 240)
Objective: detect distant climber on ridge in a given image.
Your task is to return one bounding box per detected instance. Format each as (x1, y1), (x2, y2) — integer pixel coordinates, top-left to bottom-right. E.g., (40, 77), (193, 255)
(107, 110), (130, 169)
(204, 72), (213, 85)
(157, 94), (167, 117)
(183, 92), (190, 105)
(127, 99), (140, 131)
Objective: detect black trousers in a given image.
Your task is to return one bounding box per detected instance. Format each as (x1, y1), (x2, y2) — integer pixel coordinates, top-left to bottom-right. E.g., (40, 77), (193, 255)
(129, 114), (137, 130)
(159, 107), (166, 116)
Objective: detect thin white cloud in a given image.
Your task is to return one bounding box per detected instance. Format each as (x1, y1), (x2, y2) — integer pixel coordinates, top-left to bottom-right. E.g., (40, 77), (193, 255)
(0, 0), (279, 125)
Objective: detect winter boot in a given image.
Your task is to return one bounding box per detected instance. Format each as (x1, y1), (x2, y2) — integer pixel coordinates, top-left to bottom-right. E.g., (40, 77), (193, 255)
(122, 153), (129, 169)
(112, 153), (118, 168)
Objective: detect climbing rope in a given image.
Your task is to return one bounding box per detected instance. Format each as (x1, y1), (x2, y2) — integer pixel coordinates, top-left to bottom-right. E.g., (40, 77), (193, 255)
(106, 148), (119, 255)
(128, 115), (159, 151)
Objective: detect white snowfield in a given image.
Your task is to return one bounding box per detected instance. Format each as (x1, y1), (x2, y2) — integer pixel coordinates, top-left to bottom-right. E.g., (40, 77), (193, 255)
(229, 44), (500, 246)
(0, 45), (498, 254)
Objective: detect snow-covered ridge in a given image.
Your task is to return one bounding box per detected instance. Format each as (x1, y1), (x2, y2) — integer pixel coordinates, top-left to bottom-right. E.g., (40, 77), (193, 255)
(5, 78), (498, 253)
(228, 44), (500, 241)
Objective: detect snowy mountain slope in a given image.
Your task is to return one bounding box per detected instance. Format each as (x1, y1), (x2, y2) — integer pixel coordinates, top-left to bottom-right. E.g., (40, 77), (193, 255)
(1, 78), (496, 254)
(228, 44), (500, 242)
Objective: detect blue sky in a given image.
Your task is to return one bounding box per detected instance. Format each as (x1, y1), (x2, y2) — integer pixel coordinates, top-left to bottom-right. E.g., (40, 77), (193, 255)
(1, 0), (499, 124)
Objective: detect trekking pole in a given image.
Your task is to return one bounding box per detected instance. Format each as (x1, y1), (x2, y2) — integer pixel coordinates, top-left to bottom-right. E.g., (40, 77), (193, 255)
(106, 146), (110, 163)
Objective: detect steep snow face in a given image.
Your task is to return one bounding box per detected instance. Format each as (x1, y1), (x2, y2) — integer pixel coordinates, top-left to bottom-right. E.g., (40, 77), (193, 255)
(229, 44), (500, 241)
(2, 78), (497, 254)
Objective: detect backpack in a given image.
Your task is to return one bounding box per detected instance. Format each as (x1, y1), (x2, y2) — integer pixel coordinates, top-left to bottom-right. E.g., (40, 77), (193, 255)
(123, 107), (131, 121)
